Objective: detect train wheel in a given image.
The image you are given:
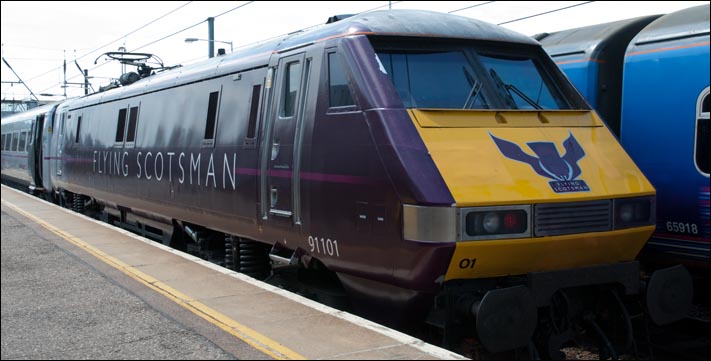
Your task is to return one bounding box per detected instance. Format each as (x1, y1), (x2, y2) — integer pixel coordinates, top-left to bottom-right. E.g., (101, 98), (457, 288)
(584, 287), (637, 359)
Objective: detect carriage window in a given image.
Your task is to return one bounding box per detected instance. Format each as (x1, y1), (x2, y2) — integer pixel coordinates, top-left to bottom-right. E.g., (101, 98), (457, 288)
(696, 88), (710, 175)
(126, 106), (139, 143)
(204, 90), (221, 142)
(19, 131), (27, 152)
(328, 52), (355, 107)
(115, 108), (127, 143)
(247, 85), (261, 139)
(12, 132), (19, 151)
(281, 61), (301, 117)
(75, 116), (82, 143)
(1, 134), (5, 150)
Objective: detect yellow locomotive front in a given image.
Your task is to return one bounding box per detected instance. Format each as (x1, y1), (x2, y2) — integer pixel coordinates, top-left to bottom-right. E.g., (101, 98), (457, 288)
(365, 31), (689, 357)
(373, 37), (656, 276)
(408, 108), (655, 280)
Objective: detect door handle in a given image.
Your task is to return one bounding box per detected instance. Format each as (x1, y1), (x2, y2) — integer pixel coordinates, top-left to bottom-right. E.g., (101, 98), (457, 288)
(271, 187), (278, 207)
(271, 139), (280, 160)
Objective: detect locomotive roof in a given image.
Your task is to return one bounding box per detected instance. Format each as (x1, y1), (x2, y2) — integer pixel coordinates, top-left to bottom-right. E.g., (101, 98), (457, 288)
(66, 9), (537, 109)
(276, 9), (538, 48)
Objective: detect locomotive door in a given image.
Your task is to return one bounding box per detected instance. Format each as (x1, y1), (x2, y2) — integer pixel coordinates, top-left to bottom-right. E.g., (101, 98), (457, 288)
(29, 113), (45, 189)
(55, 112), (65, 176)
(261, 53), (310, 224)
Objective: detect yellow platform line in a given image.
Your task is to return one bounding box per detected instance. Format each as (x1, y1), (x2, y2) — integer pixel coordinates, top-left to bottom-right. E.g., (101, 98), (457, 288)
(1, 196), (305, 360)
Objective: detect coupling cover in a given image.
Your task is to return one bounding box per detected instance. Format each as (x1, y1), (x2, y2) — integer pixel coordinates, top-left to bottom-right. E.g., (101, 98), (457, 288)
(476, 285), (537, 353)
(646, 264), (693, 325)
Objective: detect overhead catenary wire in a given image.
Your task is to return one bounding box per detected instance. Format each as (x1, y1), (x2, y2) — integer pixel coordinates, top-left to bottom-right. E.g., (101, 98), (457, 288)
(497, 1), (595, 25)
(1, 57), (39, 101)
(214, 1), (254, 19)
(1, 0), (653, 100)
(22, 1), (195, 96)
(448, 1), (496, 14)
(40, 1), (257, 95)
(9, 0), (599, 99)
(24, 1), (194, 85)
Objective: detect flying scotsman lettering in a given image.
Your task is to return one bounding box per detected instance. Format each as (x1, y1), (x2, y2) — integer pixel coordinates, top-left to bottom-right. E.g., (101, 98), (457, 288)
(92, 150), (238, 190)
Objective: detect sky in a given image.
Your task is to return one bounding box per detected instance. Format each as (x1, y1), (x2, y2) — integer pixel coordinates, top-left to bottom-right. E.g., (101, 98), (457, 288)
(1, 1), (709, 103)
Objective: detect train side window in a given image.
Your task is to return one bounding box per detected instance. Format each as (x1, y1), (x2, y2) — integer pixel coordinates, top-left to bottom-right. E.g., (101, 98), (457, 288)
(328, 52), (355, 108)
(1, 134), (5, 150)
(126, 105), (139, 144)
(203, 88), (222, 147)
(281, 61), (301, 117)
(695, 88), (710, 175)
(12, 132), (19, 151)
(75, 116), (82, 143)
(115, 108), (127, 143)
(19, 131), (27, 152)
(246, 84), (261, 140)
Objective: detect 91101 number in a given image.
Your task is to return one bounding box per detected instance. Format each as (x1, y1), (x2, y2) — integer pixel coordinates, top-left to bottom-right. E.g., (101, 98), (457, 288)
(308, 236), (340, 257)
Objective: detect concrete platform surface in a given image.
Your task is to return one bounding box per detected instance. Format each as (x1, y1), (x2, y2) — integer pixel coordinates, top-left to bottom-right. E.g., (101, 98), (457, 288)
(1, 185), (467, 360)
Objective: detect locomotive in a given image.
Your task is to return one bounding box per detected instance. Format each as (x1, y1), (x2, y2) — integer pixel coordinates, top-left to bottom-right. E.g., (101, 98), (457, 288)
(537, 4), (709, 310)
(1, 9), (693, 358)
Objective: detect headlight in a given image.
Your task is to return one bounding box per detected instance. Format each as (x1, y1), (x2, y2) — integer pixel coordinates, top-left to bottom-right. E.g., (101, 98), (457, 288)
(618, 203), (635, 222)
(463, 206), (530, 240)
(614, 196), (655, 230)
(482, 212), (501, 233)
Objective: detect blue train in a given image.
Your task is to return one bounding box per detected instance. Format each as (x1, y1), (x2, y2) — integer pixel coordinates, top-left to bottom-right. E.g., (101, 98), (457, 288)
(537, 4), (710, 307)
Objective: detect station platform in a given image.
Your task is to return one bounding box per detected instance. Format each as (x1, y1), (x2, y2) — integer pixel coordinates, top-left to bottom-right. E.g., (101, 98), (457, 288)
(1, 185), (467, 360)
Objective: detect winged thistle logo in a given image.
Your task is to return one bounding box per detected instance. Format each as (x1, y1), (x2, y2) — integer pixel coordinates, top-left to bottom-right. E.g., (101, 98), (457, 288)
(490, 131), (590, 193)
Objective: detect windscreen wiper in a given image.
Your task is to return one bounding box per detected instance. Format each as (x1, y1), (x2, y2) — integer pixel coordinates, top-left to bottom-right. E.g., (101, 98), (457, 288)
(489, 68), (542, 110)
(462, 67), (485, 109)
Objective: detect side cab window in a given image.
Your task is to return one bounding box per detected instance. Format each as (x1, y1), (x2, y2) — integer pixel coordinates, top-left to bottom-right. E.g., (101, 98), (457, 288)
(326, 50), (358, 112)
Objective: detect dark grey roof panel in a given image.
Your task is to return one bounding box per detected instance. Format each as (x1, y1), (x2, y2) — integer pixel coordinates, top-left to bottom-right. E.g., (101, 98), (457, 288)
(632, 5), (710, 45)
(537, 15), (661, 58)
(1, 102), (60, 125)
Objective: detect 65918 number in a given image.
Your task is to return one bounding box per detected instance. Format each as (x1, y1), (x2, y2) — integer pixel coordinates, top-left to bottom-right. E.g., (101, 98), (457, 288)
(665, 221), (698, 234)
